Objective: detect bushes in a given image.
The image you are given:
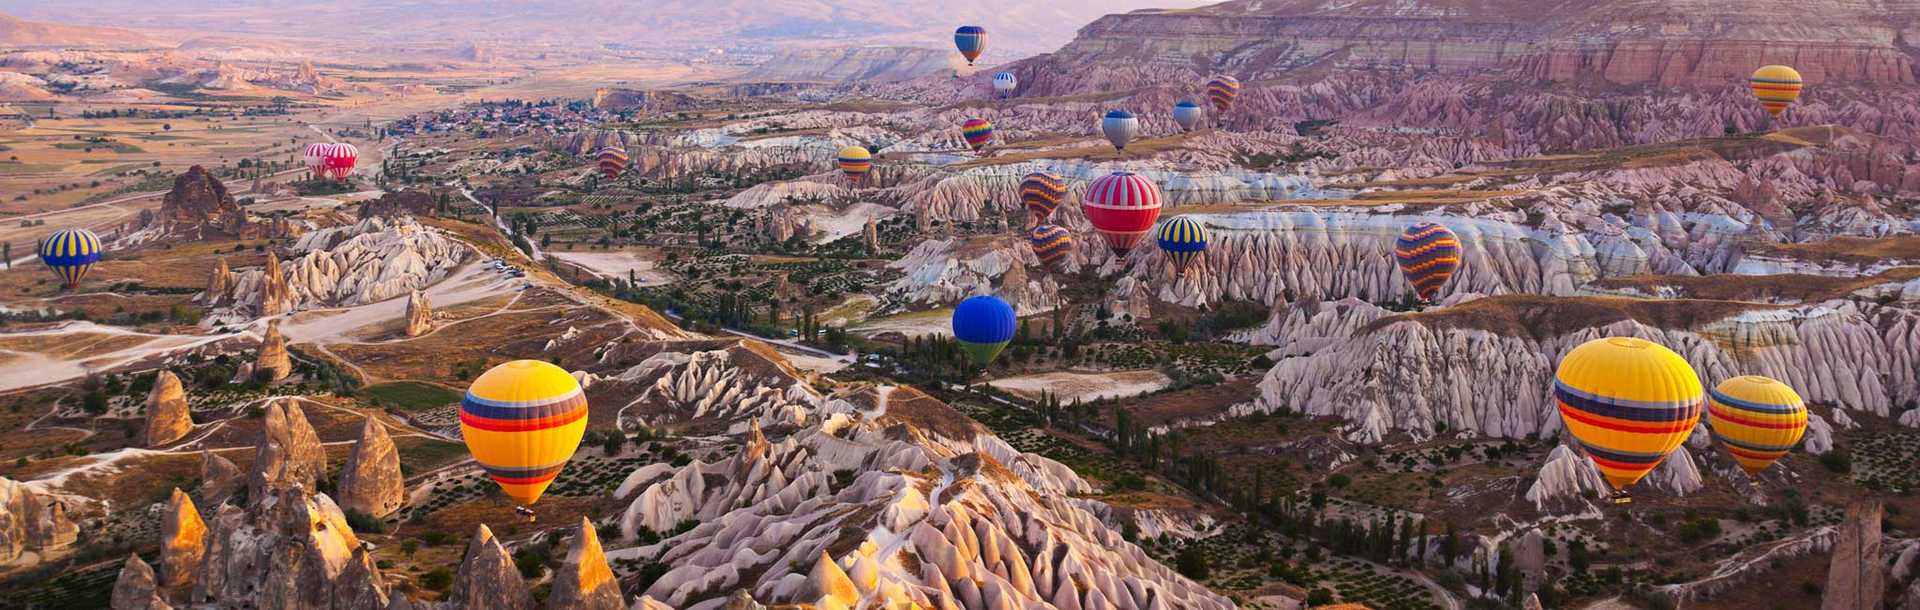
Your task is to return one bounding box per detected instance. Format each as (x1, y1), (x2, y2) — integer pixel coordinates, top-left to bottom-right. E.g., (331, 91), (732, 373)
(1175, 546), (1211, 580)
(1676, 516), (1721, 545)
(343, 509), (385, 534)
(1306, 588), (1336, 606)
(420, 568), (453, 591)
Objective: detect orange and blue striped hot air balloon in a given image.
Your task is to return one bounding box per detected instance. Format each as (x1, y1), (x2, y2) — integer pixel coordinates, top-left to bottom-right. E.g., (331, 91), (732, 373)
(954, 26), (987, 65)
(1156, 216), (1208, 274)
(836, 145), (873, 181)
(460, 360), (589, 506)
(37, 228), (103, 289)
(961, 118), (995, 153)
(1206, 75), (1240, 114)
(1749, 65), (1803, 117)
(1020, 172), (1066, 225)
(1394, 222), (1463, 302)
(1707, 375), (1807, 474)
(1029, 224), (1073, 272)
(1555, 337), (1705, 494)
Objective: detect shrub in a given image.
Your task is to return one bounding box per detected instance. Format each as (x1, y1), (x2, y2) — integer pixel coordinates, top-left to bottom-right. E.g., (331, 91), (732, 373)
(1175, 546), (1210, 580)
(1307, 588), (1336, 606)
(343, 509), (385, 534)
(421, 568), (452, 591)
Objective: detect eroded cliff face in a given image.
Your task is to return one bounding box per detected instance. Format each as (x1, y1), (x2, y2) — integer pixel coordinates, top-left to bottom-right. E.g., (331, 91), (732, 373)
(618, 386), (1227, 610)
(1243, 296), (1920, 444)
(217, 216), (469, 318)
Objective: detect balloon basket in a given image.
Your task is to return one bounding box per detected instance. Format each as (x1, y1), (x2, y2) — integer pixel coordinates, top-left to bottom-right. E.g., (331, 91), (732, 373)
(514, 505), (537, 522)
(1608, 491), (1633, 505)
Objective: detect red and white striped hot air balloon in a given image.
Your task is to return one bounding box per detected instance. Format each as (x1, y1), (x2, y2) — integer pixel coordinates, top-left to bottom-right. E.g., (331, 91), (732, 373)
(1082, 171), (1162, 255)
(302, 142), (359, 182)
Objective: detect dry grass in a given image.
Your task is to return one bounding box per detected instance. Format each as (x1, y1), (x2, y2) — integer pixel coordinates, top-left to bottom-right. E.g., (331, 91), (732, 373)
(1744, 235), (1920, 266)
(1590, 267), (1920, 303)
(1363, 294), (1773, 339)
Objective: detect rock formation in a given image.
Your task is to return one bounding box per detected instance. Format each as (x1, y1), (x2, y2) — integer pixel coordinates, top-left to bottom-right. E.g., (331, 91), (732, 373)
(204, 258), (230, 306)
(358, 190), (437, 220)
(144, 370), (193, 447)
(159, 488), (206, 589)
(198, 450), (243, 510)
(545, 517), (625, 610)
(257, 251), (293, 317)
(0, 476), (77, 564)
(863, 215), (879, 254)
(111, 554), (172, 610)
(450, 524), (533, 610)
(1823, 500), (1885, 610)
(741, 46), (953, 83)
(220, 217), (468, 315)
(404, 290), (432, 337)
(147, 165), (251, 239)
(335, 417), (403, 518)
(255, 320), (293, 382)
(245, 399), (327, 502)
(192, 484), (383, 608)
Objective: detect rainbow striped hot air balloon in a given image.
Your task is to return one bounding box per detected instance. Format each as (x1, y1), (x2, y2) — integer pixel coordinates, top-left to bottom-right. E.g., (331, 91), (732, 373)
(1173, 101), (1204, 132)
(594, 146), (629, 180)
(1020, 172), (1067, 225)
(1206, 75), (1240, 115)
(1749, 65), (1803, 118)
(1029, 224), (1073, 272)
(460, 360), (589, 506)
(1083, 171), (1162, 255)
(1156, 216), (1208, 274)
(836, 146), (873, 181)
(1395, 222), (1463, 302)
(954, 26), (987, 66)
(961, 118), (995, 153)
(1707, 375), (1807, 475)
(37, 228), (102, 289)
(1555, 337), (1704, 496)
(952, 295), (1016, 367)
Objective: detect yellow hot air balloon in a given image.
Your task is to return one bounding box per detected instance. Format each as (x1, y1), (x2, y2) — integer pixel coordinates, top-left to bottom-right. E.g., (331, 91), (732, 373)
(1706, 375), (1807, 474)
(460, 360), (588, 506)
(1553, 337), (1704, 497)
(1749, 65), (1803, 117)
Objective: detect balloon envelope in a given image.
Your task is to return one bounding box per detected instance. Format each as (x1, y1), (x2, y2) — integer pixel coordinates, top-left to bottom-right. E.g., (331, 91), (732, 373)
(37, 227), (102, 289)
(1020, 172), (1066, 224)
(1101, 110), (1138, 151)
(1173, 101), (1204, 132)
(1082, 171), (1162, 254)
(1707, 375), (1807, 474)
(1395, 222), (1463, 302)
(954, 26), (987, 65)
(1206, 75), (1241, 113)
(952, 295), (1016, 366)
(594, 146), (629, 180)
(961, 118), (995, 152)
(993, 72), (1018, 97)
(1029, 224), (1073, 272)
(460, 360), (589, 506)
(1749, 65), (1803, 117)
(836, 146), (873, 180)
(1554, 337), (1704, 492)
(1156, 216), (1208, 273)
(303, 142), (358, 182)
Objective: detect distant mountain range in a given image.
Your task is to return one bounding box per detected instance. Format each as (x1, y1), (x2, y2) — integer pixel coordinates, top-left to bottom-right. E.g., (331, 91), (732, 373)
(0, 11), (153, 47)
(0, 0), (1212, 58)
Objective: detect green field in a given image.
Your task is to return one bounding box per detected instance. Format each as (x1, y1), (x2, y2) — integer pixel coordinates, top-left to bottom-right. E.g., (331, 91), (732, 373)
(366, 381), (463, 412)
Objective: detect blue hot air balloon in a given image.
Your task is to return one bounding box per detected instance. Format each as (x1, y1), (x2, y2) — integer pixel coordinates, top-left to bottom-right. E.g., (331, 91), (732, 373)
(952, 295), (1016, 366)
(37, 228), (103, 289)
(954, 26), (987, 65)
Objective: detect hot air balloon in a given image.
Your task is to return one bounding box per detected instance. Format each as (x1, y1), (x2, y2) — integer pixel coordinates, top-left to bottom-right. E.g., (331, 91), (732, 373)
(1156, 216), (1208, 274)
(961, 118), (995, 153)
(1749, 65), (1803, 118)
(37, 228), (102, 289)
(1083, 171), (1162, 255)
(1101, 110), (1139, 152)
(1707, 375), (1807, 475)
(993, 72), (1018, 98)
(594, 146), (629, 180)
(1554, 337), (1704, 499)
(1206, 75), (1240, 115)
(952, 295), (1016, 367)
(303, 142), (358, 182)
(954, 26), (987, 66)
(836, 146), (873, 181)
(1020, 172), (1066, 225)
(1173, 101), (1204, 132)
(1395, 222), (1463, 302)
(460, 360), (588, 507)
(1029, 224), (1073, 272)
